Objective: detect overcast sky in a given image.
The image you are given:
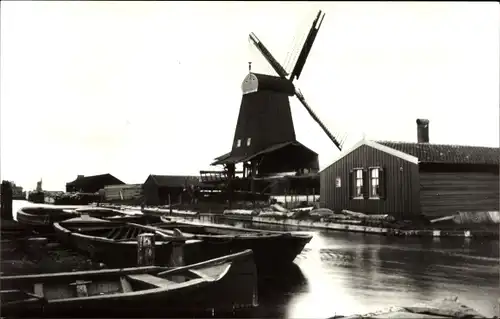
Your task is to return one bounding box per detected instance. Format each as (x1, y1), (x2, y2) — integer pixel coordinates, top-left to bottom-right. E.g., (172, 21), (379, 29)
(1, 1), (498, 191)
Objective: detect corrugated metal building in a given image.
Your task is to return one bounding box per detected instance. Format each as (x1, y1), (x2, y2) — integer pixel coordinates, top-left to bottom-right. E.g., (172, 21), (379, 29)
(143, 175), (201, 206)
(103, 184), (143, 202)
(66, 174), (125, 193)
(320, 119), (499, 220)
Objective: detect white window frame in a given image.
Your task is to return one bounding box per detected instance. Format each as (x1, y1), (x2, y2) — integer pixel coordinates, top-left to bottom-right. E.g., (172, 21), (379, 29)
(369, 167), (381, 199)
(335, 177), (341, 188)
(236, 139), (241, 147)
(246, 137), (251, 146)
(353, 168), (364, 199)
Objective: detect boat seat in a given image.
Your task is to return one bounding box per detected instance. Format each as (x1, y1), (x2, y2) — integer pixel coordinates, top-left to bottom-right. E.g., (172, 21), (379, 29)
(189, 269), (213, 281)
(69, 280), (91, 297)
(126, 274), (173, 287)
(33, 283), (44, 297)
(120, 276), (133, 293)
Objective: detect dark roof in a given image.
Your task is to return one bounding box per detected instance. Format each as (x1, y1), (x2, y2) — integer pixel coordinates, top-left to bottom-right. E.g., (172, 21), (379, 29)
(252, 73), (295, 95)
(147, 175), (201, 187)
(376, 141), (500, 165)
(212, 141), (318, 166)
(66, 174), (124, 186)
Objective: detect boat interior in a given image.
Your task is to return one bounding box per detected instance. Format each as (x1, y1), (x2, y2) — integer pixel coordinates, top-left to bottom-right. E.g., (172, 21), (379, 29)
(1, 261), (232, 301)
(58, 221), (176, 242)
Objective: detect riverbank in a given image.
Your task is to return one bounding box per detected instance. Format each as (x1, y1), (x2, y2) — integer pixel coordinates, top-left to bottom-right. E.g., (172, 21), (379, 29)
(224, 215), (499, 238)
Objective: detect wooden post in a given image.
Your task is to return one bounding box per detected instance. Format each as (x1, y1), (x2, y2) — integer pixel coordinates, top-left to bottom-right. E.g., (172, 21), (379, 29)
(168, 193), (173, 215)
(168, 229), (185, 282)
(284, 189), (288, 209)
(251, 161), (257, 209)
(1, 181), (13, 221)
(137, 233), (155, 266)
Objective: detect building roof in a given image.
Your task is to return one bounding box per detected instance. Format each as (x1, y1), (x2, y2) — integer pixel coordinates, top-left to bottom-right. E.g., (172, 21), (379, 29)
(376, 141), (500, 165)
(146, 175), (201, 188)
(66, 174), (124, 186)
(212, 141), (318, 166)
(322, 138), (499, 171)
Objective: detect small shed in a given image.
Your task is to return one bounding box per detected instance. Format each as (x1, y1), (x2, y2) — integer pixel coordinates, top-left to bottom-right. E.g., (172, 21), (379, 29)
(320, 119), (499, 220)
(142, 175), (201, 206)
(66, 174), (125, 193)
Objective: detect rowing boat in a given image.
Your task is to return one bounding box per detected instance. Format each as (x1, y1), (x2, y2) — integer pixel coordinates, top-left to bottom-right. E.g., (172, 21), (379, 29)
(0, 249), (258, 318)
(16, 206), (157, 234)
(53, 217), (204, 267)
(157, 217), (313, 271)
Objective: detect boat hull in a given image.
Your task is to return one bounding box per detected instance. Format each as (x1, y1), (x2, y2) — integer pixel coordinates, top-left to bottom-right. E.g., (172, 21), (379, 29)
(157, 219), (312, 272)
(1, 250), (258, 318)
(53, 221), (205, 268)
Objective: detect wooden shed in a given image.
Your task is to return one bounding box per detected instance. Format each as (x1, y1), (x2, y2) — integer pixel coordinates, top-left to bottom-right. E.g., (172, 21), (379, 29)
(320, 119), (499, 220)
(142, 175), (201, 206)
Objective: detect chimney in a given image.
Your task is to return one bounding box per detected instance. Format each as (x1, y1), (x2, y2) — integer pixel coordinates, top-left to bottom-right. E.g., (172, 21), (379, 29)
(416, 119), (429, 143)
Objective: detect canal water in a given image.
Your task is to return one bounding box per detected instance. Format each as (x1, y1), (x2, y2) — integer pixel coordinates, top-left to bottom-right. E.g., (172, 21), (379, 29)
(198, 215), (500, 318)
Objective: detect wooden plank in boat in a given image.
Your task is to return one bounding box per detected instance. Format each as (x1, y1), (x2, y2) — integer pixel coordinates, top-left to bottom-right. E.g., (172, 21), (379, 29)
(189, 269), (212, 281)
(120, 276), (133, 293)
(69, 280), (90, 297)
(126, 274), (172, 287)
(33, 283), (44, 297)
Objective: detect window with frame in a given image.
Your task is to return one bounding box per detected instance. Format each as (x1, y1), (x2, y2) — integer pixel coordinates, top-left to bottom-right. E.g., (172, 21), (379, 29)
(236, 139), (241, 147)
(354, 169), (363, 198)
(246, 138), (251, 146)
(370, 167), (380, 198)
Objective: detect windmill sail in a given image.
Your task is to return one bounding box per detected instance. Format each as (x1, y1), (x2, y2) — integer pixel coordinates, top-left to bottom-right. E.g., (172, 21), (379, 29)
(289, 10), (325, 81)
(248, 10), (344, 151)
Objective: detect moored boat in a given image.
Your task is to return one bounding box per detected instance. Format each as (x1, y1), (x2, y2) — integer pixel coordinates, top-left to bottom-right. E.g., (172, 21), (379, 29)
(16, 206), (158, 234)
(158, 217), (313, 271)
(16, 206), (81, 233)
(0, 249), (258, 318)
(53, 218), (205, 267)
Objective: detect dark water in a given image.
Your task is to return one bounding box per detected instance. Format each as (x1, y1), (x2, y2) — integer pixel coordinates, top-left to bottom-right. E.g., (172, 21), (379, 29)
(199, 215), (500, 318)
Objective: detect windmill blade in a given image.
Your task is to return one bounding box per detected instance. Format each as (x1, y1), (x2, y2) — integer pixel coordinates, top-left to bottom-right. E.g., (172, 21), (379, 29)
(248, 32), (288, 78)
(295, 89), (343, 151)
(289, 10), (325, 81)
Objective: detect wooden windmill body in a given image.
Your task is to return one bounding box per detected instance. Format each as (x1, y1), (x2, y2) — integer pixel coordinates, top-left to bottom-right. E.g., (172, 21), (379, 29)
(203, 10), (344, 203)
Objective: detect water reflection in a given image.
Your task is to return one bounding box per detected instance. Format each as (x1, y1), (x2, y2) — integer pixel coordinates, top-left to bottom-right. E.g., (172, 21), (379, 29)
(218, 217), (500, 318)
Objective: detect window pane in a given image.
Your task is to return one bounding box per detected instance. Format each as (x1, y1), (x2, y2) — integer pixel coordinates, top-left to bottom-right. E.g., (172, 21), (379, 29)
(356, 187), (362, 197)
(371, 185), (379, 196)
(371, 178), (379, 186)
(356, 169), (363, 178)
(356, 179), (363, 187)
(371, 168), (379, 178)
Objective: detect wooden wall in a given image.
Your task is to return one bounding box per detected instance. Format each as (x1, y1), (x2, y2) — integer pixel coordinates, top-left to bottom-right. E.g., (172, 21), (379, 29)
(320, 145), (421, 219)
(419, 170), (500, 218)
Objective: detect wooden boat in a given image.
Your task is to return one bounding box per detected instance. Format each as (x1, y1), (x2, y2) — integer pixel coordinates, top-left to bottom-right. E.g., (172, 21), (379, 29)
(0, 249), (258, 318)
(157, 217), (313, 271)
(53, 218), (205, 268)
(142, 207), (199, 218)
(16, 206), (158, 234)
(16, 206), (81, 234)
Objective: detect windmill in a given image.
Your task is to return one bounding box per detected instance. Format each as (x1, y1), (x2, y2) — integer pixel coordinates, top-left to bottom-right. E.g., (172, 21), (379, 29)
(203, 9), (344, 204)
(249, 10), (345, 151)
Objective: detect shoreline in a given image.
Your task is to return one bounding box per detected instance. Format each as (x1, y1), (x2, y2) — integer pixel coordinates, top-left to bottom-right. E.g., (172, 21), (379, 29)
(222, 215), (499, 238)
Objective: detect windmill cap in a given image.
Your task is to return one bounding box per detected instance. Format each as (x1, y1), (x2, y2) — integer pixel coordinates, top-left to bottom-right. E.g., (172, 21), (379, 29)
(416, 119), (429, 125)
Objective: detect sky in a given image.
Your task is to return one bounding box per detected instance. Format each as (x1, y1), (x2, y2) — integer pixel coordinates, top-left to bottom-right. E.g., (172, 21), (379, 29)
(1, 1), (499, 191)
